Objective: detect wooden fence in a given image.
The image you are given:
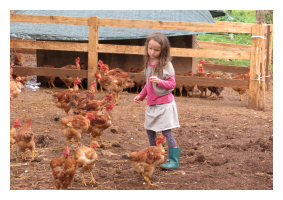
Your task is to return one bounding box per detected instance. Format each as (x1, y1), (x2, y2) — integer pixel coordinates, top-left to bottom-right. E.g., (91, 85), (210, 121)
(10, 14), (273, 110)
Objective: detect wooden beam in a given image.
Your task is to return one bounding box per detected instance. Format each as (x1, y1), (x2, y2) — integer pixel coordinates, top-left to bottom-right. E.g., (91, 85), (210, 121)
(198, 40), (251, 52)
(10, 14), (89, 26)
(99, 18), (253, 34)
(10, 40), (88, 52)
(248, 24), (262, 110)
(88, 17), (99, 88)
(98, 44), (251, 60)
(12, 66), (88, 78)
(128, 72), (249, 89)
(203, 63), (249, 74)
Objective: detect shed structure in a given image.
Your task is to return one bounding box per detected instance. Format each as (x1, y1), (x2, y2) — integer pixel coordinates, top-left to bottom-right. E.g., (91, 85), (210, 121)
(10, 10), (215, 85)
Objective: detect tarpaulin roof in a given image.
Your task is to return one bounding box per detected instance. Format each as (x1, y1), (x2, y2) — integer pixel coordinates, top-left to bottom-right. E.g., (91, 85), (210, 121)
(10, 10), (215, 41)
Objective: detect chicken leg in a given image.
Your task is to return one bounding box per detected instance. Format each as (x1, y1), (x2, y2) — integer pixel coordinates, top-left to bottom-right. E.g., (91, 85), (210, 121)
(143, 175), (157, 187)
(89, 169), (97, 184)
(81, 173), (87, 186)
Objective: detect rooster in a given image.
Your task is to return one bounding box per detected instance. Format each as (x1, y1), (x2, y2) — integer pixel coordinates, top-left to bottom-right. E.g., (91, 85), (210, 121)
(15, 119), (35, 162)
(50, 146), (77, 190)
(122, 135), (166, 186)
(75, 141), (100, 186)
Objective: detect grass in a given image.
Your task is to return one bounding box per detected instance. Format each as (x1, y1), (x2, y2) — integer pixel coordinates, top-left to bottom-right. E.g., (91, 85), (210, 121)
(197, 10), (257, 67)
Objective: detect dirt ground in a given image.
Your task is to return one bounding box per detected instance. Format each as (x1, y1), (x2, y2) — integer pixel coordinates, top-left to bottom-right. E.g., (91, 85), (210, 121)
(10, 54), (273, 190)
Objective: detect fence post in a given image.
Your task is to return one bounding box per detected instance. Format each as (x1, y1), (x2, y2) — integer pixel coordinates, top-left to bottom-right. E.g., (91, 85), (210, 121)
(88, 17), (99, 89)
(248, 24), (262, 110)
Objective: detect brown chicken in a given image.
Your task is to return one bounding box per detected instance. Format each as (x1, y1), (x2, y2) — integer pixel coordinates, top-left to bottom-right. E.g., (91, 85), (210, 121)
(195, 59), (208, 97)
(183, 72), (195, 97)
(50, 146), (77, 190)
(16, 76), (32, 89)
(53, 77), (81, 116)
(71, 93), (113, 114)
(122, 135), (166, 186)
(232, 73), (250, 101)
(59, 113), (95, 147)
(85, 102), (115, 147)
(75, 141), (100, 186)
(15, 119), (35, 162)
(43, 64), (56, 88)
(10, 77), (22, 100)
(96, 60), (133, 104)
(13, 51), (25, 66)
(60, 57), (83, 89)
(10, 119), (21, 146)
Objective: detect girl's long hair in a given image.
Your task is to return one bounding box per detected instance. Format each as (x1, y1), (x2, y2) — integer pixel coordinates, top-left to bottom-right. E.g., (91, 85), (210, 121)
(143, 32), (171, 77)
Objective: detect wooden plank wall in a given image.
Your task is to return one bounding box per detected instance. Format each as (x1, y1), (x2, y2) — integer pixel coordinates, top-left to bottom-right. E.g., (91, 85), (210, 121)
(10, 14), (272, 110)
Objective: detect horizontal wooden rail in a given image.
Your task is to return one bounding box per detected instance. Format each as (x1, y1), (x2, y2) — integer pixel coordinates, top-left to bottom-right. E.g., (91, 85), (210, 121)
(11, 14), (253, 34)
(11, 40), (251, 60)
(202, 63), (249, 74)
(12, 66), (88, 78)
(10, 40), (88, 52)
(198, 41), (251, 52)
(129, 72), (249, 89)
(10, 14), (89, 26)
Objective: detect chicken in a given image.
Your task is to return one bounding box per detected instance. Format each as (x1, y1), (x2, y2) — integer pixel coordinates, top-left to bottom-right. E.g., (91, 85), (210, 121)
(53, 77), (81, 116)
(50, 146), (77, 190)
(10, 77), (22, 100)
(85, 102), (115, 147)
(74, 141), (100, 186)
(10, 119), (21, 146)
(122, 135), (166, 186)
(232, 72), (250, 101)
(59, 113), (95, 147)
(96, 60), (133, 104)
(207, 72), (224, 99)
(13, 51), (25, 66)
(16, 76), (32, 89)
(71, 93), (113, 114)
(60, 57), (83, 89)
(43, 64), (56, 88)
(183, 72), (195, 97)
(15, 119), (35, 162)
(195, 59), (208, 97)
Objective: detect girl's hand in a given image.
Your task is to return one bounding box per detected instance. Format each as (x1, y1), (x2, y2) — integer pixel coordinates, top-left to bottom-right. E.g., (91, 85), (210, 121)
(134, 95), (142, 103)
(150, 76), (161, 84)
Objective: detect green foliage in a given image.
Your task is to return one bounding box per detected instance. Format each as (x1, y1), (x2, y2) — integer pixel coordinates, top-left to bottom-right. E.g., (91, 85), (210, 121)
(197, 10), (256, 67)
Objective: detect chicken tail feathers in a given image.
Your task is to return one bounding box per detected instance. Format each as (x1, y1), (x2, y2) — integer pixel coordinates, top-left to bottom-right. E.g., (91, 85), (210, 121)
(122, 154), (129, 160)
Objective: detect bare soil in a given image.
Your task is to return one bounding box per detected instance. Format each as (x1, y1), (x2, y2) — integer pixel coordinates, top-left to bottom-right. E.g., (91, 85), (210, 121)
(10, 54), (273, 190)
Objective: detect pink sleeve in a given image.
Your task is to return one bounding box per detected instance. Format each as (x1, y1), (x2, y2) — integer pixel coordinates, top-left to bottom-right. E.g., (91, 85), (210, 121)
(156, 76), (176, 89)
(139, 83), (147, 100)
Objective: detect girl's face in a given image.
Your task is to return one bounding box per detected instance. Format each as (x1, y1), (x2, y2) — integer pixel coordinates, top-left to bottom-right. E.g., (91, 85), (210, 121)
(147, 39), (161, 60)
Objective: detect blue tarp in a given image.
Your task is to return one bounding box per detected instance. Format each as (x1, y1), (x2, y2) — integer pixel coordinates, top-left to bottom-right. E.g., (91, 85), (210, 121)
(10, 10), (215, 41)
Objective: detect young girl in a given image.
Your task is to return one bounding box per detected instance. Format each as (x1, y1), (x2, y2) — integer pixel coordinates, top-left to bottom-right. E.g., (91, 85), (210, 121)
(134, 32), (180, 169)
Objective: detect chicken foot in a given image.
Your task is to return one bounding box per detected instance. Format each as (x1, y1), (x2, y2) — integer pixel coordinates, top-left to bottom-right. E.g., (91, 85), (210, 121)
(81, 173), (87, 186)
(143, 175), (158, 187)
(48, 80), (56, 88)
(89, 169), (97, 184)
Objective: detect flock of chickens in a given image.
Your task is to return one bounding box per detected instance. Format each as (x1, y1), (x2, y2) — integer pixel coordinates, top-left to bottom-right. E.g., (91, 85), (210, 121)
(10, 53), (250, 189)
(10, 56), (170, 189)
(174, 59), (250, 101)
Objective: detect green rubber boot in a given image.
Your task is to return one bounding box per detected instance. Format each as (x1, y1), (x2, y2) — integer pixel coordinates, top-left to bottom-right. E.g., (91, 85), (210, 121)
(161, 147), (181, 169)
